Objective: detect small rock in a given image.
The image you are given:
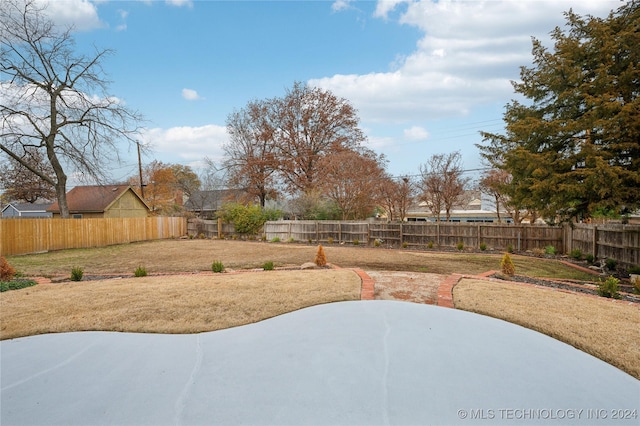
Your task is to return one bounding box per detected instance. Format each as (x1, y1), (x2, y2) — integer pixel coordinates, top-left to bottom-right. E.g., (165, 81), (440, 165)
(301, 262), (317, 270)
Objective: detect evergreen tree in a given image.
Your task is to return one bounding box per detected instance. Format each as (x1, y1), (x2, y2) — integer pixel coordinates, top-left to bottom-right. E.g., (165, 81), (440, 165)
(479, 1), (640, 222)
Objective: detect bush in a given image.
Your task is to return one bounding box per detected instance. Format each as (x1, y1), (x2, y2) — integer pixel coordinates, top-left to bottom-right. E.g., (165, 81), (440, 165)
(218, 203), (282, 235)
(480, 242), (487, 251)
(211, 260), (225, 273)
(270, 237), (281, 243)
(134, 266), (147, 277)
(501, 253), (515, 277)
(287, 237), (295, 243)
(605, 258), (617, 271)
(402, 241), (408, 248)
(70, 266), (84, 281)
(353, 239), (359, 246)
(0, 256), (16, 282)
(597, 276), (621, 299)
(0, 279), (37, 292)
(315, 245), (327, 267)
(628, 266), (640, 275)
(374, 239), (382, 247)
(456, 241), (464, 251)
(327, 237), (334, 244)
(262, 261), (274, 271)
(585, 254), (595, 264)
(507, 244), (514, 253)
(570, 248), (582, 260)
(544, 245), (556, 255)
(427, 241), (434, 249)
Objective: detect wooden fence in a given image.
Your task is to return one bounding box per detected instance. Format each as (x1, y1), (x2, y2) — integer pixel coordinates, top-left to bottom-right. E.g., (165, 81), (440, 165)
(564, 223), (640, 267)
(0, 217), (187, 256)
(262, 220), (639, 267)
(264, 221), (563, 251)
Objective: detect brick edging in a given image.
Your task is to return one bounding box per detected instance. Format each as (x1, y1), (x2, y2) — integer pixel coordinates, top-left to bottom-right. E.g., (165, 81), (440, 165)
(437, 274), (463, 308)
(351, 268), (375, 300)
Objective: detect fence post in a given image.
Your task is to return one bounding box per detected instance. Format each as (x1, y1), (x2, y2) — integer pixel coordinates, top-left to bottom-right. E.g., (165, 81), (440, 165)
(400, 222), (403, 246)
(436, 222), (440, 246)
(217, 218), (222, 239)
(592, 225), (598, 260)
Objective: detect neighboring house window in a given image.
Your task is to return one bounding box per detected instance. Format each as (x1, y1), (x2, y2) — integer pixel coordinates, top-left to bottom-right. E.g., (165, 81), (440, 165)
(72, 214), (83, 219)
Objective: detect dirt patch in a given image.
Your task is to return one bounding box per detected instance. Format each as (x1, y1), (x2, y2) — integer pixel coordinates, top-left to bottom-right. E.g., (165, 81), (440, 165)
(366, 271), (444, 304)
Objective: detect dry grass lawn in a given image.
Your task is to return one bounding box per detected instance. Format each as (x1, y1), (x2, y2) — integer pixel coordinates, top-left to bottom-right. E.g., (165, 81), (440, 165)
(0, 270), (361, 340)
(6, 239), (597, 279)
(454, 278), (640, 379)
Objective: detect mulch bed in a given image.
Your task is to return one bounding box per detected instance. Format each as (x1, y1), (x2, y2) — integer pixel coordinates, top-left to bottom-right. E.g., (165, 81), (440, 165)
(490, 273), (640, 303)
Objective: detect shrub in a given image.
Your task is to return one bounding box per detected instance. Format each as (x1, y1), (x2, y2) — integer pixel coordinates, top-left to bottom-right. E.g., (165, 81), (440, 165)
(628, 266), (640, 275)
(261, 234), (267, 241)
(544, 245), (556, 255)
(570, 248), (582, 260)
(531, 247), (545, 256)
(327, 237), (334, 244)
(507, 244), (514, 253)
(262, 261), (274, 271)
(585, 254), (595, 264)
(500, 253), (515, 277)
(605, 258), (617, 271)
(211, 260), (225, 273)
(217, 203), (282, 235)
(353, 239), (359, 246)
(402, 241), (408, 248)
(198, 233), (206, 239)
(480, 242), (487, 251)
(315, 245), (327, 267)
(70, 266), (84, 281)
(0, 256), (16, 282)
(597, 276), (621, 299)
(134, 266), (147, 277)
(456, 241), (464, 251)
(287, 237), (295, 243)
(374, 239), (382, 247)
(633, 278), (640, 295)
(270, 237), (281, 243)
(0, 279), (37, 292)
(427, 241), (434, 249)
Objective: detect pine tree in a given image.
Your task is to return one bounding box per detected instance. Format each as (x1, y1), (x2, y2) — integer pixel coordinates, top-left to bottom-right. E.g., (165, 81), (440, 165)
(315, 245), (327, 267)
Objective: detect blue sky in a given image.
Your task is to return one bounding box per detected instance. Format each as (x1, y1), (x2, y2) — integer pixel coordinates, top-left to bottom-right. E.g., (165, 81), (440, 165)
(36, 0), (622, 183)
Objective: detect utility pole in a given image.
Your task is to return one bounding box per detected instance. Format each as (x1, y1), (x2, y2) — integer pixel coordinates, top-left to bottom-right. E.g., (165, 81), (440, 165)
(137, 142), (145, 198)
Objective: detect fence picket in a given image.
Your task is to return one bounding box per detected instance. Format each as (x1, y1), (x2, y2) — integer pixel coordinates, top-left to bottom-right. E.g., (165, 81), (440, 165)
(0, 217), (187, 256)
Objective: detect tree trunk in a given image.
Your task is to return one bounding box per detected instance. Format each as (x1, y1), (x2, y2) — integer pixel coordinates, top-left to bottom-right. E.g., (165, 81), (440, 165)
(46, 137), (70, 218)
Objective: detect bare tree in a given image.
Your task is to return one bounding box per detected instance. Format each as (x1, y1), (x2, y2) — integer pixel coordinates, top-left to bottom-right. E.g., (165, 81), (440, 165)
(0, 147), (55, 202)
(272, 81), (366, 195)
(317, 147), (386, 220)
(377, 174), (415, 221)
(224, 100), (279, 207)
(478, 168), (509, 223)
(0, 0), (142, 217)
(419, 152), (469, 222)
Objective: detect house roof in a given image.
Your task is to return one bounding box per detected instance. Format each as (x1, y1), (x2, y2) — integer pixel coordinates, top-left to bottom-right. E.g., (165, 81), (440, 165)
(47, 185), (149, 213)
(2, 202), (52, 213)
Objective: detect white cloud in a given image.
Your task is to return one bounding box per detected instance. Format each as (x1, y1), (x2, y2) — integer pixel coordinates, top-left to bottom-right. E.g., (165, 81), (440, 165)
(331, 1), (353, 13)
(309, 0), (620, 124)
(181, 88), (202, 101)
(403, 126), (429, 140)
(36, 0), (104, 31)
(166, 0), (193, 8)
(139, 125), (228, 164)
